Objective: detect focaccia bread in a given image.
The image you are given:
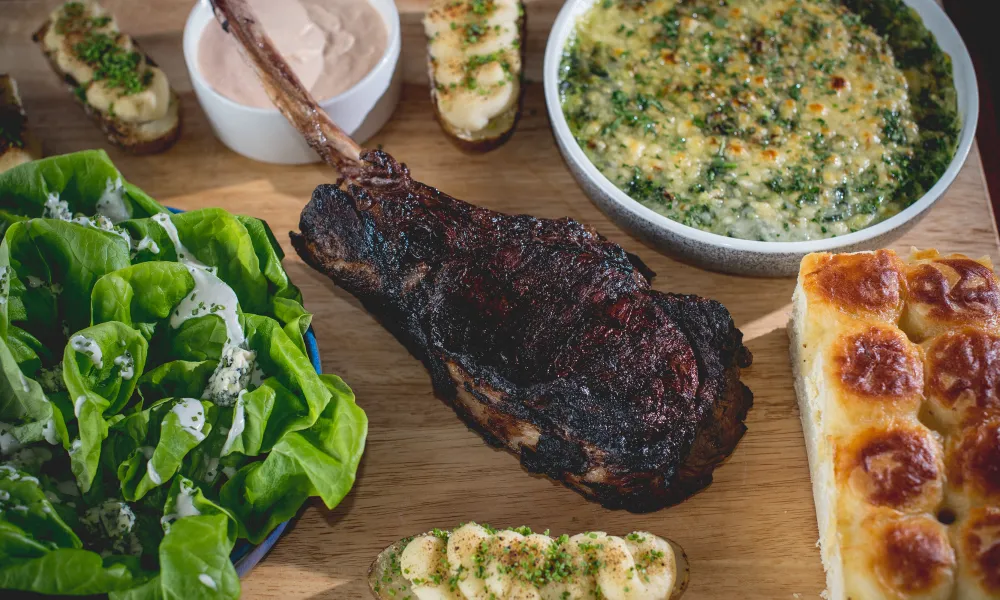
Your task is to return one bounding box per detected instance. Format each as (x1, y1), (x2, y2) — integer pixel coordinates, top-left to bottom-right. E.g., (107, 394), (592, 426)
(791, 248), (1000, 600)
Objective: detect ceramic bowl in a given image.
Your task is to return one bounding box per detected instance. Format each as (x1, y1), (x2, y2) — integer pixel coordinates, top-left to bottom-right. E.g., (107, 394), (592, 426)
(543, 0), (978, 277)
(183, 0), (401, 164)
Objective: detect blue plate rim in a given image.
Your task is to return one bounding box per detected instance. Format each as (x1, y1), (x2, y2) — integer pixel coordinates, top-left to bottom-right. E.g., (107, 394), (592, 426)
(166, 207), (309, 578)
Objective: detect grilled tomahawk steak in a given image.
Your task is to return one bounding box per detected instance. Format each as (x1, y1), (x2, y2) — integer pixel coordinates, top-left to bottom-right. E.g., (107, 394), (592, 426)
(211, 0), (753, 511)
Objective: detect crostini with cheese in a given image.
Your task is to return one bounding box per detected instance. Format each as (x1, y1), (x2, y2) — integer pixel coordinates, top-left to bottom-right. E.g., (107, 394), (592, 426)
(423, 0), (525, 152)
(33, 1), (181, 155)
(369, 524), (689, 600)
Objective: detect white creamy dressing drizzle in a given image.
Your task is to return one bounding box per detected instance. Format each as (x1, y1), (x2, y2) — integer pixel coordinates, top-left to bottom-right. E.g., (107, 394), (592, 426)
(95, 177), (130, 223)
(153, 213), (259, 407)
(174, 480), (201, 518)
(69, 438), (82, 455)
(171, 265), (245, 347)
(40, 185), (136, 248)
(150, 213), (204, 266)
(160, 477), (202, 532)
(146, 459), (163, 485)
(199, 574), (218, 591)
(74, 395), (89, 419)
(72, 214), (132, 246)
(220, 390), (247, 457)
(114, 352), (134, 380)
(132, 236), (159, 254)
(153, 214), (243, 344)
(171, 399), (207, 442)
(70, 335), (103, 368)
(41, 419), (59, 445)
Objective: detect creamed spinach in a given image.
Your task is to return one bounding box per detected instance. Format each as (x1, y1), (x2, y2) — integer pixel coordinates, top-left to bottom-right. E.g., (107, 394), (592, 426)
(560, 0), (959, 241)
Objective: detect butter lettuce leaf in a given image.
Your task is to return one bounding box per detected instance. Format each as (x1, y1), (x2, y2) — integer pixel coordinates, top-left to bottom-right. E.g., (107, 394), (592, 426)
(63, 322), (148, 493)
(221, 375), (366, 543)
(119, 399), (215, 502)
(0, 150), (166, 223)
(0, 547), (142, 595)
(0, 337), (68, 451)
(3, 218), (131, 337)
(0, 151), (367, 599)
(92, 262), (195, 343)
(0, 467), (142, 596)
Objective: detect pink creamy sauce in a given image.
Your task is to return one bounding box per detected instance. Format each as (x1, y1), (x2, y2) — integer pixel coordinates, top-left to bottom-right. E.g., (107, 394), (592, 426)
(198, 0), (387, 108)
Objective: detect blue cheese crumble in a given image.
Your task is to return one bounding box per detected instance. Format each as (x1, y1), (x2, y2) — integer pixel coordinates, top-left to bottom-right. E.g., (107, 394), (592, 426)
(204, 346), (256, 407)
(81, 499), (142, 556)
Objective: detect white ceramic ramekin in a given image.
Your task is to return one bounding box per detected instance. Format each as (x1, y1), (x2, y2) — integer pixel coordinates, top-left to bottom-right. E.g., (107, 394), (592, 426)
(183, 0), (401, 164)
(544, 0), (979, 277)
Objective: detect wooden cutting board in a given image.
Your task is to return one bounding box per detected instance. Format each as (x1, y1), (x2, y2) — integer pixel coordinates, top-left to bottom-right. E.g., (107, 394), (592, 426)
(2, 1), (998, 598)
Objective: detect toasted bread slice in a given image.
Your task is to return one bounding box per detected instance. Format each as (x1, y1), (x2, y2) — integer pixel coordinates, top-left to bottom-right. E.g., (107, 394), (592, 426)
(424, 0), (525, 153)
(0, 75), (42, 172)
(33, 2), (180, 155)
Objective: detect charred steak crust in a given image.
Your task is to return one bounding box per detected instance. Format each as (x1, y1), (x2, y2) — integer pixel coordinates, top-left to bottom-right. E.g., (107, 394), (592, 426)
(291, 150), (753, 512)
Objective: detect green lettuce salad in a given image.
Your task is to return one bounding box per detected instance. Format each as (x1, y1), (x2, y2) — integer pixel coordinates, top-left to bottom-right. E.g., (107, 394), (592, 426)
(0, 151), (368, 598)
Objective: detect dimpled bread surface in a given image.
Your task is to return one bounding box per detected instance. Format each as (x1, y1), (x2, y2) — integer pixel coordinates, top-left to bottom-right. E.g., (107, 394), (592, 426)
(791, 249), (1000, 600)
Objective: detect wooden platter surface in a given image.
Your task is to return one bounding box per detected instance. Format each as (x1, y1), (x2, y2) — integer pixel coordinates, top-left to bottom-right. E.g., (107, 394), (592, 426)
(2, 1), (997, 598)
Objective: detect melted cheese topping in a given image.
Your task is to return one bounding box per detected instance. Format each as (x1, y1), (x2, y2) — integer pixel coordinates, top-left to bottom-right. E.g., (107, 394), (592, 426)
(424, 0), (522, 134)
(396, 525), (678, 600)
(903, 251), (1000, 342)
(41, 1), (170, 123)
(561, 0), (955, 241)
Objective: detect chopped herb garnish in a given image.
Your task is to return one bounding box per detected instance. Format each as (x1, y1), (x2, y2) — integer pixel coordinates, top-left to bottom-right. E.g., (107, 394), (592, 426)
(73, 33), (153, 95)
